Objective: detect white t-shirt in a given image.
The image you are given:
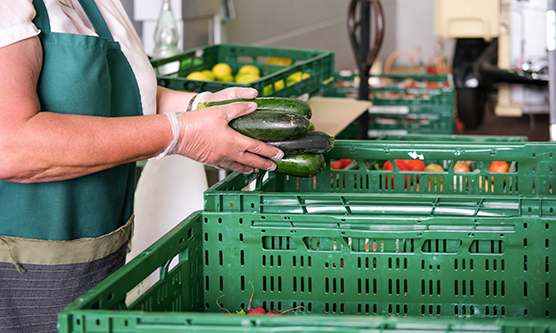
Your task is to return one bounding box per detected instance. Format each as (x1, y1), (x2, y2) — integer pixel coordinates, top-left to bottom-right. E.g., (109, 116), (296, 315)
(1, 1), (208, 266)
(0, 0), (157, 115)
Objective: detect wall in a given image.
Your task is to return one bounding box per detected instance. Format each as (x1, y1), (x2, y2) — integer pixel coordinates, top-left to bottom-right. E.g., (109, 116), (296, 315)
(221, 0), (397, 72)
(124, 0), (455, 73)
(121, 0), (142, 35)
(396, 0), (455, 71)
(221, 0), (454, 73)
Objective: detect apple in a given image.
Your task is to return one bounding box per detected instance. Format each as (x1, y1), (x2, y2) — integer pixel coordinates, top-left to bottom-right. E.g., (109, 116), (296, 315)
(489, 161), (510, 173)
(453, 161), (470, 172)
(425, 164), (444, 172)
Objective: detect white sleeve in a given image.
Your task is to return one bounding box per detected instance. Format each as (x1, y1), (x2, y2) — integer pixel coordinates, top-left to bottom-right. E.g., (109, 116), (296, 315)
(0, 0), (40, 48)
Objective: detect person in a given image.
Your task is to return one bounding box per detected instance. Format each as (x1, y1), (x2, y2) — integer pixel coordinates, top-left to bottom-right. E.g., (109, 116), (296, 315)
(0, 1), (283, 332)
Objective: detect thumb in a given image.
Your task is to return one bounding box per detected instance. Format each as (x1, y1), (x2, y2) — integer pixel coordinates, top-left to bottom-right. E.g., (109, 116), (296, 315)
(207, 87), (258, 102)
(218, 101), (258, 122)
(228, 87), (258, 99)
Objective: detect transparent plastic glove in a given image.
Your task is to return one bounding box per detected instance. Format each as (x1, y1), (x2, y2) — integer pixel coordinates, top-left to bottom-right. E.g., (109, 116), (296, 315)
(203, 87), (258, 104)
(165, 101), (283, 174)
(188, 87), (258, 111)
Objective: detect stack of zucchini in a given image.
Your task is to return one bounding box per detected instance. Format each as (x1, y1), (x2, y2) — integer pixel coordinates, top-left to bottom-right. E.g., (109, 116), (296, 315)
(198, 97), (334, 177)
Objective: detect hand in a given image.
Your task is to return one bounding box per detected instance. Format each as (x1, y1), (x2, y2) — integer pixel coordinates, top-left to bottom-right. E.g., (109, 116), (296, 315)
(171, 101), (283, 174)
(202, 87), (258, 104)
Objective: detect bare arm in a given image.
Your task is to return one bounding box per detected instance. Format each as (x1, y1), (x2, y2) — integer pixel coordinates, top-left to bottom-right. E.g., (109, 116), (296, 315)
(155, 85), (196, 114)
(0, 36), (174, 183)
(0, 37), (281, 183)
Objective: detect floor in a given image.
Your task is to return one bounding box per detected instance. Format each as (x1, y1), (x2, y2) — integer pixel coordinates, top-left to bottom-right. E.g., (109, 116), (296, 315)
(457, 99), (551, 142)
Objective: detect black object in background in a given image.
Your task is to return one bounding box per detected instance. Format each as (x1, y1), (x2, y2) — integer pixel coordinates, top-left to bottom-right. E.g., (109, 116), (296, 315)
(452, 38), (498, 130)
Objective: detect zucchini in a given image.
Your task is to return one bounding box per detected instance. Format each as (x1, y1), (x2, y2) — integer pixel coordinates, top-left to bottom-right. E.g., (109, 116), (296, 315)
(198, 97), (312, 118)
(267, 131), (334, 156)
(275, 153), (326, 178)
(229, 110), (311, 141)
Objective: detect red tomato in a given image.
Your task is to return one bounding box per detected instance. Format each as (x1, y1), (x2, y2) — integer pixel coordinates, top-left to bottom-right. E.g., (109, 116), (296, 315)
(248, 307), (266, 315)
(266, 310), (281, 315)
(340, 159), (353, 168)
(489, 161), (510, 173)
(395, 159), (412, 170)
(406, 159), (425, 171)
(403, 79), (417, 88)
(382, 159), (425, 171)
(382, 160), (394, 171)
(331, 161), (342, 170)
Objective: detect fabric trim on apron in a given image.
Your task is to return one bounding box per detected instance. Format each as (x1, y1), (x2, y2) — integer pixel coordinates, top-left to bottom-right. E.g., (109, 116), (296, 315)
(0, 215), (133, 268)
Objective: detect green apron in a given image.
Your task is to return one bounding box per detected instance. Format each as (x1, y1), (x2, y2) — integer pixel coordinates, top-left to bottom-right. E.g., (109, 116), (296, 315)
(0, 1), (142, 331)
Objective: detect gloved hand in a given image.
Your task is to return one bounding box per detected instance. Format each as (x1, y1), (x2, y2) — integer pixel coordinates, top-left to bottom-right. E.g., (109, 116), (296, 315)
(203, 86), (258, 104)
(186, 87), (258, 111)
(161, 96), (283, 174)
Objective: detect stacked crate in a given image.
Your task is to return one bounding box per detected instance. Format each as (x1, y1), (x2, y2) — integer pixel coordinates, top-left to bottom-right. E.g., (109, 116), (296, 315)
(323, 73), (455, 138)
(59, 135), (556, 332)
(150, 43), (335, 99)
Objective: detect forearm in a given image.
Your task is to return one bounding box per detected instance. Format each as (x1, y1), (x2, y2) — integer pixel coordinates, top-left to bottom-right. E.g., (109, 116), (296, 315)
(0, 112), (172, 183)
(0, 36), (280, 184)
(156, 86), (196, 114)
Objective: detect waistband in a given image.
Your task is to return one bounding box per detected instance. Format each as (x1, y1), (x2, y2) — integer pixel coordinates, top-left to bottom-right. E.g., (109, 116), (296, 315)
(0, 215), (134, 272)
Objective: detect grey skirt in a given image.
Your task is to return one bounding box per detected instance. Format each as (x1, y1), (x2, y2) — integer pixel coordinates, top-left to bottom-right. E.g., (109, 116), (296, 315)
(0, 218), (133, 333)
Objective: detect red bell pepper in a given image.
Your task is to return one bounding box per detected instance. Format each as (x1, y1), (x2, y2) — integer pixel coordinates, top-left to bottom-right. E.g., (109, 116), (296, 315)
(382, 159), (425, 171)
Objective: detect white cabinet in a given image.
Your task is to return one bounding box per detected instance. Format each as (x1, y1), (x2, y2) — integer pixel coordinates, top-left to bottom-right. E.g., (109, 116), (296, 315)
(434, 0), (500, 41)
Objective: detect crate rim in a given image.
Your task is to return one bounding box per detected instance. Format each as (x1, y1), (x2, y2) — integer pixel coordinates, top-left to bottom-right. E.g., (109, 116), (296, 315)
(150, 43), (334, 68)
(59, 210), (556, 332)
(60, 310), (556, 331)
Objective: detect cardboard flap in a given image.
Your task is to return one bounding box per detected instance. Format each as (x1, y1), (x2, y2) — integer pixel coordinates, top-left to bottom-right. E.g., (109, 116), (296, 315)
(307, 97), (371, 137)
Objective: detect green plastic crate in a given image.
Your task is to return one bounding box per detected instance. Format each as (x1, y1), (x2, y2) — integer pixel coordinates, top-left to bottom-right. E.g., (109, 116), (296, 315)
(338, 111), (454, 138)
(58, 210), (556, 332)
(204, 139), (556, 213)
(322, 73), (455, 137)
(371, 134), (528, 142)
(325, 73), (454, 107)
(150, 44), (335, 98)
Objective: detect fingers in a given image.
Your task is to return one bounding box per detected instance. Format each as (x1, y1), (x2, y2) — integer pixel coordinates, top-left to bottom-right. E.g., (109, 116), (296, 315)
(206, 87), (258, 102)
(207, 128), (282, 173)
(216, 147), (279, 175)
(231, 87), (258, 99)
(217, 159), (256, 175)
(216, 102), (284, 166)
(175, 101), (283, 174)
(236, 148), (279, 172)
(215, 103), (284, 166)
(242, 138), (284, 162)
(218, 101), (258, 122)
(224, 135), (284, 172)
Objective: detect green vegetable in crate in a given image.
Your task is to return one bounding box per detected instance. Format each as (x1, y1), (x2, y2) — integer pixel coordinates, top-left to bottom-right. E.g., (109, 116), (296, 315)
(266, 131), (334, 156)
(229, 110), (311, 141)
(198, 97), (312, 119)
(274, 153), (326, 178)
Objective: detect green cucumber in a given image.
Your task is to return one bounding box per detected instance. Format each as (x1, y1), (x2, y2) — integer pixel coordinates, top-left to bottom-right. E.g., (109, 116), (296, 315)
(198, 97), (312, 118)
(229, 110), (311, 141)
(267, 131), (334, 156)
(274, 153), (326, 178)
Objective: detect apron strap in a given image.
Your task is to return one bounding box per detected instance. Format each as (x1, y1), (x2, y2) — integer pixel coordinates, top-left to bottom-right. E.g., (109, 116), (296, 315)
(78, 0), (115, 42)
(32, 0), (52, 34)
(32, 0), (115, 41)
